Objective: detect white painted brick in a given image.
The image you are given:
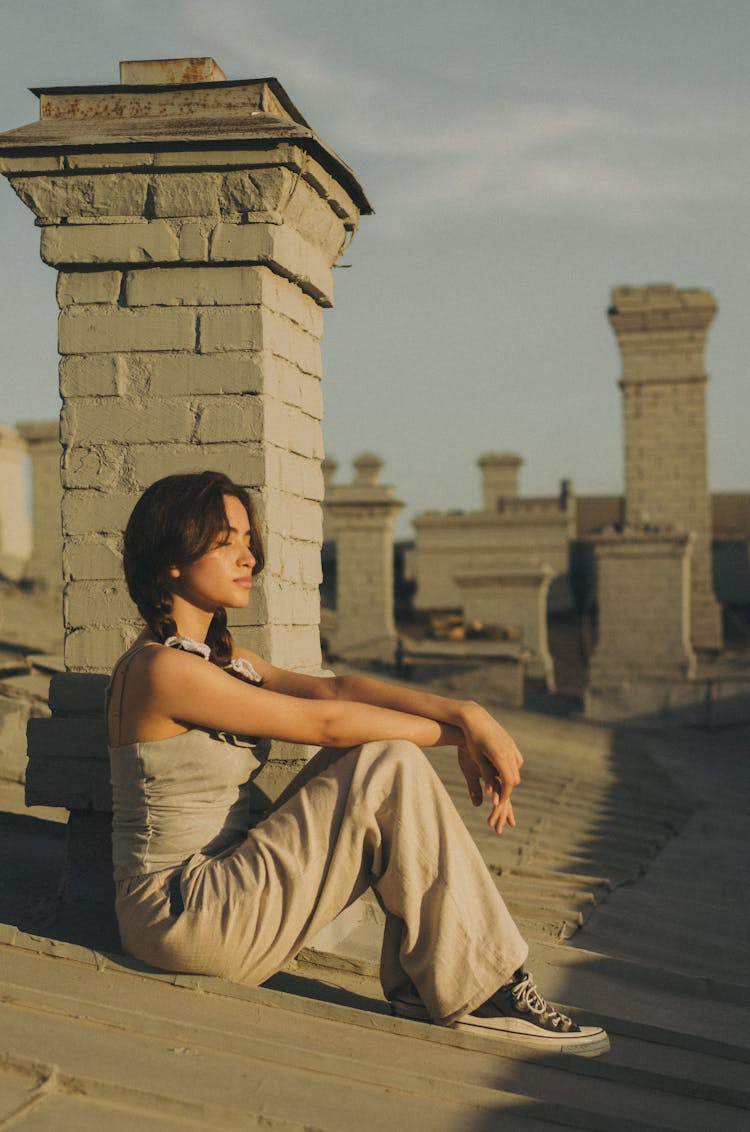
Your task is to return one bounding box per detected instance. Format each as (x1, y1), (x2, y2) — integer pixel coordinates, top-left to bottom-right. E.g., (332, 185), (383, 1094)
(285, 406), (324, 460)
(61, 443), (128, 490)
(129, 441), (264, 489)
(230, 623), (321, 671)
(65, 626), (136, 673)
(12, 174), (149, 220)
(220, 167), (291, 213)
(302, 163), (359, 225)
(199, 307), (321, 374)
(198, 306), (263, 353)
(63, 538), (122, 581)
(151, 174), (222, 217)
(195, 396), (264, 443)
(62, 490), (136, 537)
(270, 449), (324, 501)
(270, 493), (323, 543)
(59, 306), (196, 354)
(283, 177), (347, 261)
(41, 222), (180, 266)
(262, 311), (322, 376)
(59, 354), (135, 398)
(62, 398), (195, 444)
(125, 266), (264, 307)
(209, 224), (333, 306)
(276, 361), (324, 419)
(65, 580), (135, 628)
(57, 271), (122, 307)
(148, 352), (264, 396)
(260, 270), (324, 336)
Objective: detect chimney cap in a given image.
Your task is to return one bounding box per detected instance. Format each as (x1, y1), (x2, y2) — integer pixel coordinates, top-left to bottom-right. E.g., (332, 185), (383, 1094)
(119, 58), (227, 85)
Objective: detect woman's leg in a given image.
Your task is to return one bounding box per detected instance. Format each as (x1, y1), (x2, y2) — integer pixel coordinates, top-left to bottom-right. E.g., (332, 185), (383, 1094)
(180, 739), (527, 1023)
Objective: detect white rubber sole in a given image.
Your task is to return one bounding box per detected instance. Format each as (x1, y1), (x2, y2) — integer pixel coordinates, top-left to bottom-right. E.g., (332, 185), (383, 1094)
(390, 998), (611, 1058)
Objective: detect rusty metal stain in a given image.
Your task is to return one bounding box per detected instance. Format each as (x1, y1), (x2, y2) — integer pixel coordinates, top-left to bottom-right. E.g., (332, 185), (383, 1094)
(39, 86), (268, 122)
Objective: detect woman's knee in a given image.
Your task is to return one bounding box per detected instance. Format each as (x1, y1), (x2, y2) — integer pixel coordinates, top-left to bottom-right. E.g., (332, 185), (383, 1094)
(355, 739), (434, 783)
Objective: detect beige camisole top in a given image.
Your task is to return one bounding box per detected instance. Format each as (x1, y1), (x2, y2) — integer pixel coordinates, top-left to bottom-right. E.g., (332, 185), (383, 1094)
(108, 640), (269, 883)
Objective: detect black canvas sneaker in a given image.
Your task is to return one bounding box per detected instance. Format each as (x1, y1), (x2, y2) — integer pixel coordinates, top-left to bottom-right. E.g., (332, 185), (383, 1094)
(390, 968), (610, 1058)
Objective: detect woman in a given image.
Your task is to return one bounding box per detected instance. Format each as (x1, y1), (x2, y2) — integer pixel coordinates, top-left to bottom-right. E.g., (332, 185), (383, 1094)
(108, 470), (608, 1056)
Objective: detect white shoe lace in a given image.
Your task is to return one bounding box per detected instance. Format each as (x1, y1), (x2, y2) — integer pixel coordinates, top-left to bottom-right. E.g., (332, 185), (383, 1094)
(508, 973), (576, 1032)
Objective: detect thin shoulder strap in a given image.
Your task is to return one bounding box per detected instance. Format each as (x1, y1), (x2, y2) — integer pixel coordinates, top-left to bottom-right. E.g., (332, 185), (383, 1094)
(107, 641), (162, 747)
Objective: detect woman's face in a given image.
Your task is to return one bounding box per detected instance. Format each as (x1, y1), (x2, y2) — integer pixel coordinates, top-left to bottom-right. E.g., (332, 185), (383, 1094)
(169, 495), (256, 613)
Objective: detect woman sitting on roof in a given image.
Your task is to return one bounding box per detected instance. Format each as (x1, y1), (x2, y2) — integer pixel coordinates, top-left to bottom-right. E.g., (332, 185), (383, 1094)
(107, 470), (608, 1057)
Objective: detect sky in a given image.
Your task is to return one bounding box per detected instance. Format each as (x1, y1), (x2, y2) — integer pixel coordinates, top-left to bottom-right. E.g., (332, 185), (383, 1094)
(0, 0), (748, 534)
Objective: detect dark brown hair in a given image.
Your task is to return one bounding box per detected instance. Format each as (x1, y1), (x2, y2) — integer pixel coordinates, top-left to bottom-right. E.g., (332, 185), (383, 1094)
(123, 471), (264, 665)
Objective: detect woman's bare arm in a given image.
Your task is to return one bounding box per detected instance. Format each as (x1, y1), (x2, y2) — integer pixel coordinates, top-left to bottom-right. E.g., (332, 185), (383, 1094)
(139, 646), (463, 750)
(235, 645), (523, 833)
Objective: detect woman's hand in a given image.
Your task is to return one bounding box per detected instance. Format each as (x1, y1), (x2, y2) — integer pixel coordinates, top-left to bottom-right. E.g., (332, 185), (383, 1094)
(457, 704), (523, 835)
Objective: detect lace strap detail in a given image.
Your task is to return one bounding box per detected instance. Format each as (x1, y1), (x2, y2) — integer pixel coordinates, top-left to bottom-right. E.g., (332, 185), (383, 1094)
(164, 635), (263, 685)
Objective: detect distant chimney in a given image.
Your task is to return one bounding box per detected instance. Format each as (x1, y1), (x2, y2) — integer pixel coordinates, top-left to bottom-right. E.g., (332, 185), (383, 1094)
(477, 452), (523, 510)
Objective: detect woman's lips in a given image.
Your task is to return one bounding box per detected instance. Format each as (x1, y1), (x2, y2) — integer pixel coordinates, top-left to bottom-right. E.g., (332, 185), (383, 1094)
(234, 577), (253, 589)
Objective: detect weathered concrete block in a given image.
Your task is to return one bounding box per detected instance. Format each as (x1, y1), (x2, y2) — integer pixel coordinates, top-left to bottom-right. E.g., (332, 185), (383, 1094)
(195, 395), (264, 443)
(151, 173), (222, 217)
(11, 173), (149, 221)
(48, 672), (109, 716)
(61, 490), (134, 537)
(129, 441), (264, 488)
(41, 222), (180, 266)
(197, 306), (262, 353)
(59, 306), (196, 354)
(262, 311), (322, 376)
(278, 538), (324, 585)
(260, 270), (324, 337)
(268, 448), (325, 501)
(178, 220), (210, 261)
(26, 722), (112, 810)
(61, 443), (128, 490)
(59, 354), (135, 398)
(238, 575), (307, 627)
(65, 580), (135, 629)
(275, 359), (324, 418)
(65, 152), (155, 170)
(0, 155), (63, 174)
(61, 445), (117, 498)
(219, 167), (291, 214)
(63, 537), (122, 581)
(284, 405), (324, 460)
(230, 622), (322, 671)
(198, 307), (322, 375)
(153, 145), (304, 172)
(148, 351), (264, 396)
(209, 224), (333, 306)
(61, 397), (195, 444)
(266, 492), (324, 543)
(125, 265), (264, 307)
(282, 176), (348, 259)
(65, 626), (135, 672)
(57, 271), (122, 307)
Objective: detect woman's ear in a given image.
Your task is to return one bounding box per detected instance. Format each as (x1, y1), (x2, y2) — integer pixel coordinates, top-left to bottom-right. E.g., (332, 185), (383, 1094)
(169, 566), (180, 579)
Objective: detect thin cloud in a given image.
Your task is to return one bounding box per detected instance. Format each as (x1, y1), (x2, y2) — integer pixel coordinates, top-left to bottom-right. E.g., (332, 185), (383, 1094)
(91, 0), (750, 231)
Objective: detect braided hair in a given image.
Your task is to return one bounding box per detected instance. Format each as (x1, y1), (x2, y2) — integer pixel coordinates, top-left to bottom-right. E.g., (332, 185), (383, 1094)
(123, 471), (264, 666)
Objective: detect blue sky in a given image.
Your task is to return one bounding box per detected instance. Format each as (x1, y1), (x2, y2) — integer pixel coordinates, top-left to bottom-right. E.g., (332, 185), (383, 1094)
(0, 1), (748, 532)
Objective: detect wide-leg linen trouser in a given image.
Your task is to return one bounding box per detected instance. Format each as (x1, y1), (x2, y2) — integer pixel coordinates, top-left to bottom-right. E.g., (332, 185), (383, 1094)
(116, 740), (528, 1025)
